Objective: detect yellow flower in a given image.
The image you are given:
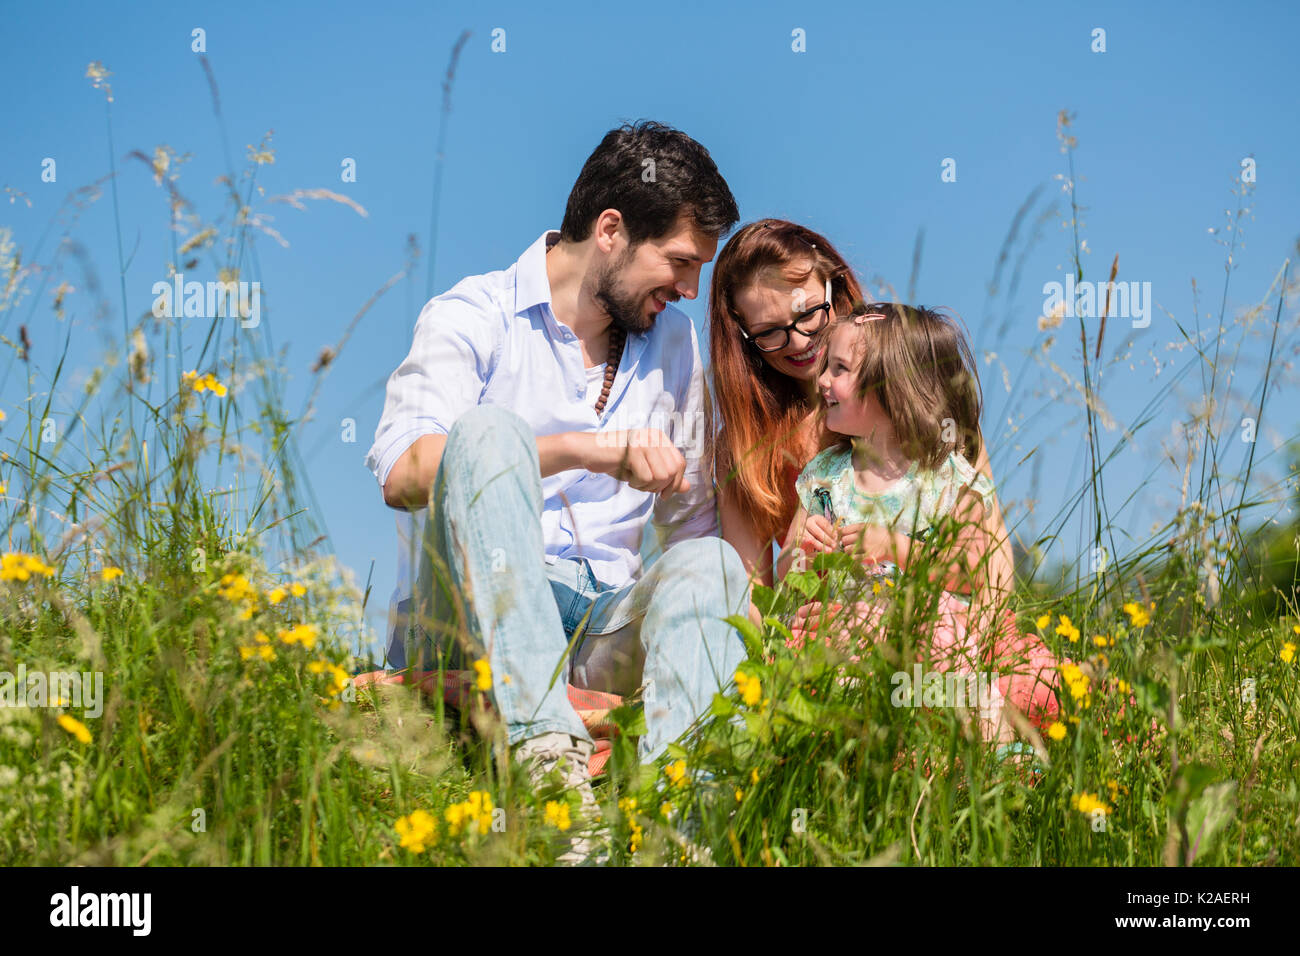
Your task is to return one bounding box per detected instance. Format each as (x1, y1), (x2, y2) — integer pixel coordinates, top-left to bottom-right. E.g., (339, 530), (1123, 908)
(734, 670), (762, 707)
(0, 483), (6, 494)
(267, 586), (287, 605)
(239, 646), (255, 661)
(1047, 721), (1067, 741)
(101, 567), (124, 582)
(544, 800), (572, 832)
(473, 658), (492, 691)
(750, 768), (759, 785)
(1059, 662), (1091, 708)
(664, 760), (687, 788)
(734, 788), (744, 802)
(1122, 601), (1151, 629)
(1281, 641), (1297, 665)
(258, 645), (276, 661)
(307, 660), (328, 674)
(290, 582), (306, 597)
(57, 714), (92, 745)
(1036, 613), (1051, 630)
(660, 801), (674, 819)
(1055, 615), (1080, 643)
(629, 821), (644, 853)
(1091, 634), (1111, 647)
(254, 631), (270, 644)
(618, 796), (638, 816)
(0, 552), (56, 582)
(277, 623), (319, 648)
(236, 604), (255, 621)
(395, 809), (437, 853)
(1072, 792), (1111, 816)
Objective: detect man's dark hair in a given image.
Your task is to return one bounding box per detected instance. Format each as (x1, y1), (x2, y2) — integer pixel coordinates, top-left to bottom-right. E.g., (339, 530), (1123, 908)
(560, 120), (739, 245)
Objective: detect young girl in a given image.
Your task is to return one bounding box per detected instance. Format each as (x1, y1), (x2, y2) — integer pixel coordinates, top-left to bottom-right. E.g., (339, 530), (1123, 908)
(775, 303), (1061, 743)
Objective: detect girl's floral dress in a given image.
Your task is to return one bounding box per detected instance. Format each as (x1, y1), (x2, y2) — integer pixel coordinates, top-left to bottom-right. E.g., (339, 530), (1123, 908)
(789, 443), (1060, 742)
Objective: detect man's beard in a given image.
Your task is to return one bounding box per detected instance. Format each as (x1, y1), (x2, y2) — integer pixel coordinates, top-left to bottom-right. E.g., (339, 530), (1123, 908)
(593, 248), (655, 335)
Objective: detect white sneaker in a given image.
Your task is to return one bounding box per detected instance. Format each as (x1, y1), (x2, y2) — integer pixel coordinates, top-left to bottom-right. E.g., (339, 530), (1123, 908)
(513, 732), (606, 865)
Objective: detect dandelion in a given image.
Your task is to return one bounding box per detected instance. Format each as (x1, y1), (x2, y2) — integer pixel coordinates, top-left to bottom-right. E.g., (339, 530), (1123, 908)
(1047, 721), (1067, 741)
(664, 760), (687, 788)
(1122, 601), (1151, 628)
(1282, 642), (1296, 665)
(0, 553), (56, 582)
(473, 658), (492, 691)
(629, 821), (644, 853)
(734, 788), (744, 802)
(267, 586), (287, 605)
(1060, 662), (1091, 708)
(395, 809), (437, 854)
(185, 370), (228, 397)
(290, 582), (306, 597)
(101, 567), (124, 582)
(1036, 613), (1051, 630)
(277, 623), (319, 648)
(734, 670), (762, 707)
(543, 801), (571, 832)
(1092, 634), (1111, 648)
(57, 715), (92, 745)
(1116, 679), (1131, 694)
(1055, 615), (1080, 643)
(1071, 792), (1110, 816)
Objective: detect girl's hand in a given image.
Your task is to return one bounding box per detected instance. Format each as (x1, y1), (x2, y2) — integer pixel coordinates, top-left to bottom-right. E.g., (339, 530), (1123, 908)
(837, 522), (894, 562)
(800, 515), (840, 554)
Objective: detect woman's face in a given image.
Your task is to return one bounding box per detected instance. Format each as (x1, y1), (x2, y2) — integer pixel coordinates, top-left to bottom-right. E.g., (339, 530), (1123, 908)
(732, 266), (831, 383)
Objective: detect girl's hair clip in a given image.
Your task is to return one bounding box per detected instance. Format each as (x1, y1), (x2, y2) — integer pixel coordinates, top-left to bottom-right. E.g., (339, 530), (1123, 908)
(853, 312), (888, 324)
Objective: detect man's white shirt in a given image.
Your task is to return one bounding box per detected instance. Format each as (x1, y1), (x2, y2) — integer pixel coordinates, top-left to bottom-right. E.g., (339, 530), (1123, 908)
(365, 230), (717, 661)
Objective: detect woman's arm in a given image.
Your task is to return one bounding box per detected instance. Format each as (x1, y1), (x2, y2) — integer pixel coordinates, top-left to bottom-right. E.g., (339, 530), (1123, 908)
(774, 503), (813, 582)
(720, 480), (775, 590)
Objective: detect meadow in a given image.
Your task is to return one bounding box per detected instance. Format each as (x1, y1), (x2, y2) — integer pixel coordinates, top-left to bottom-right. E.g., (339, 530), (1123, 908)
(0, 60), (1296, 868)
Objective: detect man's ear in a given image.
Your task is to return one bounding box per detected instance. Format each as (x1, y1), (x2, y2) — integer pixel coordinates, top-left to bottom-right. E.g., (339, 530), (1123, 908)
(593, 209), (624, 256)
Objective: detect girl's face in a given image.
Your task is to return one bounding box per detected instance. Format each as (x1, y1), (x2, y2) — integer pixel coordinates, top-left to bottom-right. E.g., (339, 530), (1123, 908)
(817, 324), (883, 436)
(732, 266), (830, 382)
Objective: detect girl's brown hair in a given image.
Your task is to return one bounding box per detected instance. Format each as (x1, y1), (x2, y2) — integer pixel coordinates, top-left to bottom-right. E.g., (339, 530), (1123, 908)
(819, 303), (983, 469)
(707, 219), (867, 544)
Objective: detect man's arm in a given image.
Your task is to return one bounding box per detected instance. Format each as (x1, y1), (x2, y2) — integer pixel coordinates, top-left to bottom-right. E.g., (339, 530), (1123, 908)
(382, 428), (688, 511)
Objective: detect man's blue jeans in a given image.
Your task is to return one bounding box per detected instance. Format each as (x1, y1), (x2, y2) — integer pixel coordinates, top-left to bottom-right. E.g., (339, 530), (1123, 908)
(409, 405), (750, 761)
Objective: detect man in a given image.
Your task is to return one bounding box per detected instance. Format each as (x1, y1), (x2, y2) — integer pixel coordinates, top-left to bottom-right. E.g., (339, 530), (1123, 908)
(365, 121), (750, 852)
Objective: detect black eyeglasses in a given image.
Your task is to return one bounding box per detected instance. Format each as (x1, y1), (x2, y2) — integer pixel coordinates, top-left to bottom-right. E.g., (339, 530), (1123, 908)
(738, 278), (834, 352)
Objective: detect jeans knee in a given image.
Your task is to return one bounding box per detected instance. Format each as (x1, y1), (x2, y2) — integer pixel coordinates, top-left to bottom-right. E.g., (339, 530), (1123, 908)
(659, 537), (750, 606)
(442, 405), (536, 477)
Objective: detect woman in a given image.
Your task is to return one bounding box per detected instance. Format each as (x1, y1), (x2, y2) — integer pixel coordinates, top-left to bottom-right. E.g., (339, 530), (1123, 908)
(706, 219), (1013, 601)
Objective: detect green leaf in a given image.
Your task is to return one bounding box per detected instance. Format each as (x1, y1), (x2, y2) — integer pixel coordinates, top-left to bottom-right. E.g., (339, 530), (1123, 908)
(785, 570), (821, 601)
(782, 689), (818, 725)
(725, 614), (764, 660)
(752, 584), (777, 618)
(711, 692), (736, 718)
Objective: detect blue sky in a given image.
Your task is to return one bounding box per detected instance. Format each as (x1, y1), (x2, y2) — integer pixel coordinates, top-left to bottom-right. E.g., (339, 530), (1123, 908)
(3, 0), (1298, 657)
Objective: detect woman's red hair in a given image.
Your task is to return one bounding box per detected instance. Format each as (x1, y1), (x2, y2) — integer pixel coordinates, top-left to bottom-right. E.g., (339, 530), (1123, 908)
(707, 219), (867, 544)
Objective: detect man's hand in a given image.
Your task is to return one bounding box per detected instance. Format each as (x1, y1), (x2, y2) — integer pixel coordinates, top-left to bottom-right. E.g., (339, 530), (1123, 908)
(584, 429), (689, 495)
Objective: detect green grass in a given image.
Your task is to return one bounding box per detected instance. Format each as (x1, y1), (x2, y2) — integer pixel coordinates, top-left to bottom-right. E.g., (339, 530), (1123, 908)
(0, 63), (1297, 867)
